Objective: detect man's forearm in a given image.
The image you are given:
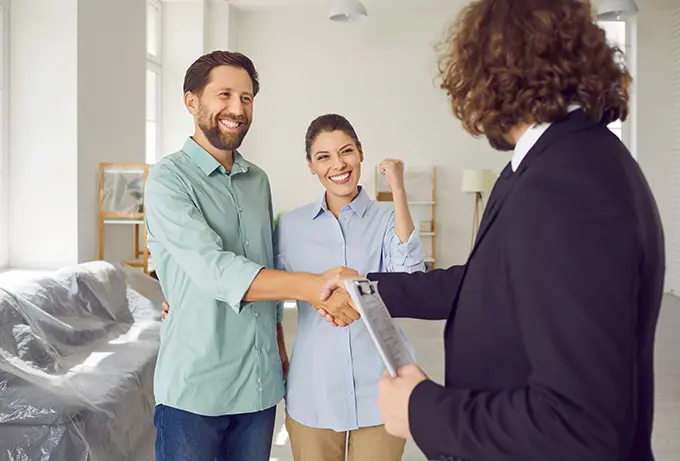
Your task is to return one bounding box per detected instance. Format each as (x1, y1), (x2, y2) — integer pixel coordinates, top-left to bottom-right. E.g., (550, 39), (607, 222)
(244, 268), (322, 305)
(368, 266), (464, 320)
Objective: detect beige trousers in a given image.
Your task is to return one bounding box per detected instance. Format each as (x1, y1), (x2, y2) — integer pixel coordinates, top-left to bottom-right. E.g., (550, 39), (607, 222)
(285, 413), (406, 461)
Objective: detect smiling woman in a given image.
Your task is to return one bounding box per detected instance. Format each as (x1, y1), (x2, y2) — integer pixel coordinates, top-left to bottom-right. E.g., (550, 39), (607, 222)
(274, 113), (426, 461)
(304, 115), (365, 215)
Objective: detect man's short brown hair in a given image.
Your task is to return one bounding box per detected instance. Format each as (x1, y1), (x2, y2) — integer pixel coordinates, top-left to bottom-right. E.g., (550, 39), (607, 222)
(183, 50), (260, 97)
(436, 0), (631, 139)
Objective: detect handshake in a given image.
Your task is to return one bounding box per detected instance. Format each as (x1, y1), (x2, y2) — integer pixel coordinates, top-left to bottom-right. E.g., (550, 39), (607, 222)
(316, 266), (363, 327)
(160, 266), (363, 326)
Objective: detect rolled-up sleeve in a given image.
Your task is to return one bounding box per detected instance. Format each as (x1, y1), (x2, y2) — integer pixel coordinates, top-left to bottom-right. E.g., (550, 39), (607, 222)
(382, 211), (425, 272)
(145, 167), (263, 313)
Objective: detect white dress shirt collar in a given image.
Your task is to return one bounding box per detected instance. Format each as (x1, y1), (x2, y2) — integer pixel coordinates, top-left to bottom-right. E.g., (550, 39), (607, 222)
(511, 105), (580, 171)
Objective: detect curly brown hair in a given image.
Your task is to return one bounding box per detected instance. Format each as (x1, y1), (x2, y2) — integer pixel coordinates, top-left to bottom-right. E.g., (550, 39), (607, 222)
(436, 0), (631, 139)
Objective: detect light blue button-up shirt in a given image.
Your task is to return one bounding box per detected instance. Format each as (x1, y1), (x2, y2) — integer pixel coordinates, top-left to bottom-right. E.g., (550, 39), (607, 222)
(274, 187), (425, 431)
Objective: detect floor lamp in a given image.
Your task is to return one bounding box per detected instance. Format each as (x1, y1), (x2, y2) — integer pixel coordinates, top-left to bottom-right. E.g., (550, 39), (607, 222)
(461, 169), (494, 251)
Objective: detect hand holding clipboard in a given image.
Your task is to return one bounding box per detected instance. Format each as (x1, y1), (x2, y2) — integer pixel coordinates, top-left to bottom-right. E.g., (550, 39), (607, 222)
(343, 278), (416, 377)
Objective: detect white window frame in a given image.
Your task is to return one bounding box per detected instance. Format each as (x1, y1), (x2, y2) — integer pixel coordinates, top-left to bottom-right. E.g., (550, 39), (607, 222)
(146, 62), (162, 164)
(146, 0), (162, 164)
(0, 0), (9, 268)
(625, 18), (637, 159)
(597, 18), (637, 158)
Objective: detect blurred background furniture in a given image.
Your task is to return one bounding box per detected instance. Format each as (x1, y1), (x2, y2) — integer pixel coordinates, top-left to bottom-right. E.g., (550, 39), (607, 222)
(98, 162), (150, 273)
(461, 168), (495, 251)
(0, 261), (163, 461)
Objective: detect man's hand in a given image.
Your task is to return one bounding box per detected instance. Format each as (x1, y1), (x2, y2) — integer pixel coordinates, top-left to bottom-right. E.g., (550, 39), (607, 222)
(276, 323), (289, 381)
(379, 158), (406, 193)
(378, 365), (428, 439)
(160, 270), (360, 326)
(317, 269), (364, 326)
(322, 266), (359, 281)
(161, 300), (170, 320)
(314, 287), (360, 327)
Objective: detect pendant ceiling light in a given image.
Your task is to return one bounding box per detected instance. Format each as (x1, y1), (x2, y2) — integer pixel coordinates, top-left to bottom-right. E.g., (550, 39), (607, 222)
(329, 0), (368, 22)
(597, 0), (639, 20)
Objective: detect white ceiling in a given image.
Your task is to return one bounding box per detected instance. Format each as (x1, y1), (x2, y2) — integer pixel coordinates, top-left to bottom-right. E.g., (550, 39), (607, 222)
(161, 0), (679, 12)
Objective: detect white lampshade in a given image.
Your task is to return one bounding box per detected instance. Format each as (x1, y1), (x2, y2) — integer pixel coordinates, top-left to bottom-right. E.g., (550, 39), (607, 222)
(597, 0), (638, 20)
(461, 169), (495, 193)
(329, 0), (368, 22)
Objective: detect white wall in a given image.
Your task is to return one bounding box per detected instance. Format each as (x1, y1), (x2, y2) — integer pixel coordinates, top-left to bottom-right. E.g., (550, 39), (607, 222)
(666, 6), (680, 294)
(234, 6), (509, 268)
(161, 1), (204, 157)
(9, 0), (146, 269)
(635, 9), (677, 293)
(78, 0), (146, 263)
(9, 0), (80, 268)
(161, 0), (240, 158)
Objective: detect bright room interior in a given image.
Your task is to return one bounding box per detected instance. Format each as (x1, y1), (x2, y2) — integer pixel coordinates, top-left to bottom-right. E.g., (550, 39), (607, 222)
(0, 0), (678, 460)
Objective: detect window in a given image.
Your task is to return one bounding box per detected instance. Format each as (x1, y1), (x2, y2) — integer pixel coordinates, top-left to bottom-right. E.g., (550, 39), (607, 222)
(0, 0), (9, 268)
(146, 0), (162, 164)
(598, 20), (631, 146)
(146, 66), (161, 164)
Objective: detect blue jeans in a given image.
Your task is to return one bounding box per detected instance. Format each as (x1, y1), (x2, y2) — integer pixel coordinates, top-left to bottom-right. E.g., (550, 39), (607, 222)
(154, 404), (276, 461)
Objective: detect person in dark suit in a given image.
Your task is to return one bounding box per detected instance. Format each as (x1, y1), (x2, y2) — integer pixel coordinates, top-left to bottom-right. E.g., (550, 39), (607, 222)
(319, 1), (665, 460)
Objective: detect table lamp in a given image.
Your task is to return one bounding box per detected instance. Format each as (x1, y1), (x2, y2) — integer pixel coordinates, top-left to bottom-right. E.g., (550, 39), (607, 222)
(461, 169), (495, 250)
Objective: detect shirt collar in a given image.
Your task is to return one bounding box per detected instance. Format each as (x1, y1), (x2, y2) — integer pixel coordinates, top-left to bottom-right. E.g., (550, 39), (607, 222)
(511, 104), (580, 172)
(182, 137), (249, 176)
(312, 185), (370, 219)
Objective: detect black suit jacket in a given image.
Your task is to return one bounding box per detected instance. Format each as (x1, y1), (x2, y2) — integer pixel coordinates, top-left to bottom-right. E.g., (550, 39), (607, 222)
(368, 110), (665, 461)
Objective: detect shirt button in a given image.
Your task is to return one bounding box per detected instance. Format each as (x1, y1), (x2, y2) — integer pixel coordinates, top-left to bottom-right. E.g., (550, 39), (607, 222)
(257, 378), (261, 383)
(245, 240), (250, 246)
(238, 207), (243, 213)
(254, 312), (260, 318)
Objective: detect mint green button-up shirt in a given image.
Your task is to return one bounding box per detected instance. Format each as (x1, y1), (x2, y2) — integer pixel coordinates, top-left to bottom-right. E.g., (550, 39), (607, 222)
(145, 137), (285, 417)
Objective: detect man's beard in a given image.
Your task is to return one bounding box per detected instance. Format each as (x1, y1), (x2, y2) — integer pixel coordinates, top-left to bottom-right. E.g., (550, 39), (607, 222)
(198, 109), (250, 151)
(487, 134), (515, 152)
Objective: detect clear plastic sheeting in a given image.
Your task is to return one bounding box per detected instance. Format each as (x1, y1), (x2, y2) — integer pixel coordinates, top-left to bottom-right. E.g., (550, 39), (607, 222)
(0, 261), (164, 461)
(101, 165), (146, 214)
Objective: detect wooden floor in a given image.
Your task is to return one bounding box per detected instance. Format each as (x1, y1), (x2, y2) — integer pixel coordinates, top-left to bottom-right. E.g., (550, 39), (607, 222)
(270, 294), (680, 461)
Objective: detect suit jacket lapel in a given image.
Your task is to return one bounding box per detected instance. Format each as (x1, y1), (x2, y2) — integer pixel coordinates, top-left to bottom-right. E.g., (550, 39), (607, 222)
(468, 163), (516, 258)
(467, 109), (602, 259)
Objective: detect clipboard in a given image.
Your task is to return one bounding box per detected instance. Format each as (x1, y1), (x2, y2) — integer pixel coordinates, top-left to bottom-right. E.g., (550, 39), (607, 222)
(344, 278), (415, 377)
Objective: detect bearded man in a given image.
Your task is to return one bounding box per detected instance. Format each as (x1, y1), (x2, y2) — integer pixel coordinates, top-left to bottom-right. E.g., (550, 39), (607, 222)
(144, 51), (358, 461)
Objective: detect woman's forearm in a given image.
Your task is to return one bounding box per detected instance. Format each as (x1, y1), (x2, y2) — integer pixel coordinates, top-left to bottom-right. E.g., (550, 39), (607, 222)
(392, 188), (416, 243)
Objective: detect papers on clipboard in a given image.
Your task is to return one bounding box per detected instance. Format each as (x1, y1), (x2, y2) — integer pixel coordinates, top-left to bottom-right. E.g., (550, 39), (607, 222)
(344, 278), (415, 377)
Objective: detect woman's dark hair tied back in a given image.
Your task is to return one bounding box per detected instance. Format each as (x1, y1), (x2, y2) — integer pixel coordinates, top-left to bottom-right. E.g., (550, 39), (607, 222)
(305, 114), (361, 159)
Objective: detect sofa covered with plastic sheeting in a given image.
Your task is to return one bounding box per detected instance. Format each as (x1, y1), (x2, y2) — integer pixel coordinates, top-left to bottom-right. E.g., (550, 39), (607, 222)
(0, 261), (164, 461)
